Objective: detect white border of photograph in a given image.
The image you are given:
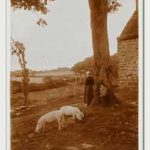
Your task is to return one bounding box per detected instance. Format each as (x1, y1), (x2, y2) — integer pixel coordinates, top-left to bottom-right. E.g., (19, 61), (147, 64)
(7, 0), (11, 149)
(0, 0), (149, 150)
(138, 0), (144, 149)
(0, 0), (6, 150)
(144, 0), (150, 149)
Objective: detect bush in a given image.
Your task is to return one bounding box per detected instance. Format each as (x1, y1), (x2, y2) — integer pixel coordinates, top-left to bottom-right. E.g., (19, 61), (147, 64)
(29, 83), (47, 91)
(11, 80), (47, 94)
(11, 80), (22, 94)
(43, 76), (69, 89)
(11, 76), (70, 94)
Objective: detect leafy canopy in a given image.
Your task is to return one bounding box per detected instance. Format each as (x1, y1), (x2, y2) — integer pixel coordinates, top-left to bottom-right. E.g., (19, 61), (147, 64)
(11, 0), (121, 14)
(11, 0), (121, 26)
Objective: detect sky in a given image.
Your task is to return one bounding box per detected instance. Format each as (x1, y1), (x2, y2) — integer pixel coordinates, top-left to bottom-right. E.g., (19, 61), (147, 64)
(11, 0), (136, 71)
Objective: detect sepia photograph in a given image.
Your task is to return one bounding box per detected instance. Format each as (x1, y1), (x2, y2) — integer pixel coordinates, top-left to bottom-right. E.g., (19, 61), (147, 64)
(10, 0), (140, 150)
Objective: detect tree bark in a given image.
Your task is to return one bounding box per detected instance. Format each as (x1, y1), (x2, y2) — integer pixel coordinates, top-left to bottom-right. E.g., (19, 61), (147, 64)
(89, 0), (110, 105)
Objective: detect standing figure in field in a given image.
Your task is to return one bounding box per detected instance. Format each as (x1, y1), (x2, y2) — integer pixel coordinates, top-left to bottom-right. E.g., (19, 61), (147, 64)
(22, 69), (30, 106)
(84, 71), (94, 106)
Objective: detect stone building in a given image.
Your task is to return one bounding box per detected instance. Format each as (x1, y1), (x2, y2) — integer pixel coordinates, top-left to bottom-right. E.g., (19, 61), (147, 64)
(117, 10), (138, 90)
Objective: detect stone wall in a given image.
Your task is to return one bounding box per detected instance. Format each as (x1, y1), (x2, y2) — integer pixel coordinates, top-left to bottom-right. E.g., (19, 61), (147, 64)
(118, 38), (138, 90)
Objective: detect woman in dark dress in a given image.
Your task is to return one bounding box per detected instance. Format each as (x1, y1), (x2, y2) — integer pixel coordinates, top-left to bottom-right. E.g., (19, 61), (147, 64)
(84, 71), (94, 106)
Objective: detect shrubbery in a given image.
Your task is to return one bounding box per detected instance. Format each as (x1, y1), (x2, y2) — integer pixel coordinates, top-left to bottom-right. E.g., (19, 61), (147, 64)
(11, 80), (22, 94)
(11, 76), (73, 94)
(42, 76), (69, 89)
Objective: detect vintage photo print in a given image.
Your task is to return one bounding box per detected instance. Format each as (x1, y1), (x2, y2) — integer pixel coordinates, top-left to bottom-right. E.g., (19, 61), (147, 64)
(10, 0), (143, 150)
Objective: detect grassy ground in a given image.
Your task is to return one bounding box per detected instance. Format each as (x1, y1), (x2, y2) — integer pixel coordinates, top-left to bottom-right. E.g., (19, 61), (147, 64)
(11, 84), (138, 150)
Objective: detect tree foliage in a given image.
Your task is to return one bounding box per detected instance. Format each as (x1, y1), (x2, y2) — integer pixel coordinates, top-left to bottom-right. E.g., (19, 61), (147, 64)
(72, 54), (118, 79)
(11, 0), (121, 14)
(108, 0), (121, 12)
(11, 0), (54, 14)
(11, 39), (27, 70)
(72, 57), (94, 74)
(11, 0), (121, 27)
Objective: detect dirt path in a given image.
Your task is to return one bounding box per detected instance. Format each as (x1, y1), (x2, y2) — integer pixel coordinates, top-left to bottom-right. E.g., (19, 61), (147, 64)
(11, 85), (138, 150)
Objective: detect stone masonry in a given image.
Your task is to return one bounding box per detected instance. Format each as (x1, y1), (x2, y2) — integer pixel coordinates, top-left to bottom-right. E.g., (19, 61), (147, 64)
(117, 10), (138, 90)
(118, 38), (138, 90)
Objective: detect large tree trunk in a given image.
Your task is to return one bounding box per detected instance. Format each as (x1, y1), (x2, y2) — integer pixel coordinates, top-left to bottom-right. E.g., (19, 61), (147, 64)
(89, 0), (110, 105)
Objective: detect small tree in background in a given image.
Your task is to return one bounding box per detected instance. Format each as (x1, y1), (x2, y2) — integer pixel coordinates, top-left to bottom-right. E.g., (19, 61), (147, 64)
(11, 39), (30, 107)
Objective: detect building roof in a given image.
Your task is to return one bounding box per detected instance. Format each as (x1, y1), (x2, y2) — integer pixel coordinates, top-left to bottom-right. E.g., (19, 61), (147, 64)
(118, 10), (138, 41)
